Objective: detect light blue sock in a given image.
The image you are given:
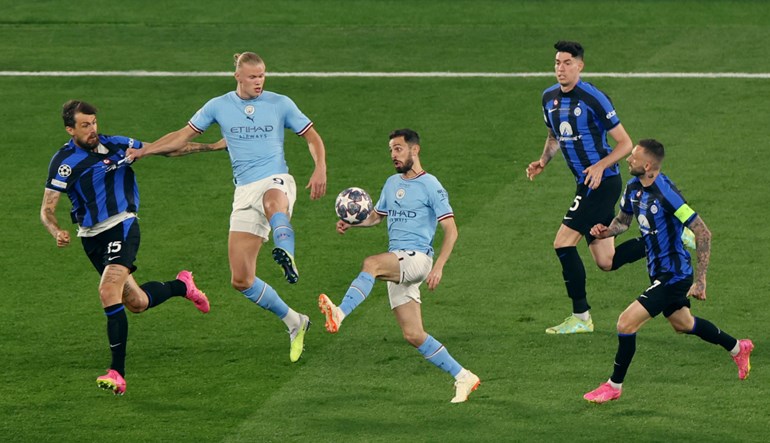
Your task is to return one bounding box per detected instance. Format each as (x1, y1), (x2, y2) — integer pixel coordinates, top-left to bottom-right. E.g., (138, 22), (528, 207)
(270, 212), (294, 256)
(417, 335), (463, 377)
(338, 272), (375, 316)
(241, 278), (289, 319)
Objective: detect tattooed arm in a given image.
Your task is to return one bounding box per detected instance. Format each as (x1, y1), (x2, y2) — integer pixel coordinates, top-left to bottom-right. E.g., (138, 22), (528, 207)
(526, 131), (560, 181)
(161, 138), (228, 157)
(686, 215), (711, 300)
(40, 188), (70, 248)
(589, 211), (633, 239)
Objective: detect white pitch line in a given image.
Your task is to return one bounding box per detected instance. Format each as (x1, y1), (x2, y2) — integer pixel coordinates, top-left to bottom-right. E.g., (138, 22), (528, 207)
(0, 70), (769, 79)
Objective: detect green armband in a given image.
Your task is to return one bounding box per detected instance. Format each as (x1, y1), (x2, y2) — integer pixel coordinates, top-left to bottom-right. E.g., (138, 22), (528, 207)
(674, 204), (696, 224)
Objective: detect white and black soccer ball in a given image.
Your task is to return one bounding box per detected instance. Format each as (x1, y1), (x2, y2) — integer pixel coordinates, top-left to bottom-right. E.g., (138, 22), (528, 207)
(335, 187), (373, 225)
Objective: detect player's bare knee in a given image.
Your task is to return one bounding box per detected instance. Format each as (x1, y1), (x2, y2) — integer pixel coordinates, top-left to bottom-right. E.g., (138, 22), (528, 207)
(231, 276), (253, 292)
(402, 329), (426, 348)
(670, 321), (689, 334)
(616, 316), (637, 335)
(98, 285), (122, 307)
(596, 260), (613, 272)
(361, 256), (379, 275)
(124, 302), (144, 314)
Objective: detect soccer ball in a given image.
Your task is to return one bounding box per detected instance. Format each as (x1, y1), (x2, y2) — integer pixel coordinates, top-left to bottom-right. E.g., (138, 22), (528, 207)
(335, 187), (373, 225)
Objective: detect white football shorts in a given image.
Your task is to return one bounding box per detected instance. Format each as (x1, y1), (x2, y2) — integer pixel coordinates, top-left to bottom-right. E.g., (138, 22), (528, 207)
(230, 173), (296, 240)
(386, 250), (433, 309)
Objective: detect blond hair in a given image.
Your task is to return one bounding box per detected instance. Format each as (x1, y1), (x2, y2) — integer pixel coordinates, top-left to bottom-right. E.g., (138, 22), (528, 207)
(233, 52), (264, 69)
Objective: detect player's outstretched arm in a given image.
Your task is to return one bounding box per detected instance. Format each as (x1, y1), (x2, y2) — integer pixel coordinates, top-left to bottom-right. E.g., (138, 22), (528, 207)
(426, 217), (458, 290)
(40, 188), (70, 248)
(126, 125), (200, 161)
(336, 211), (383, 234)
(526, 131), (559, 181)
(687, 215), (711, 300)
(162, 138), (228, 157)
(301, 127), (327, 200)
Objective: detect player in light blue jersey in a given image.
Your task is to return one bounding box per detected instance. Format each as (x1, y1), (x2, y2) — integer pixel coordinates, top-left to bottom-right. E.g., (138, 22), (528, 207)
(127, 52), (326, 362)
(318, 129), (479, 403)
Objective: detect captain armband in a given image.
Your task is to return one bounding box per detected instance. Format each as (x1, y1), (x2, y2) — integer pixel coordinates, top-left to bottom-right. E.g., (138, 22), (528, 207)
(674, 204), (696, 225)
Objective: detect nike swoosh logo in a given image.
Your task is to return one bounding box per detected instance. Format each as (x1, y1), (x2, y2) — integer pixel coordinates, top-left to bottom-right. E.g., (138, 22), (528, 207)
(110, 343), (122, 348)
(107, 256), (121, 261)
(563, 216), (572, 220)
(640, 295), (648, 298)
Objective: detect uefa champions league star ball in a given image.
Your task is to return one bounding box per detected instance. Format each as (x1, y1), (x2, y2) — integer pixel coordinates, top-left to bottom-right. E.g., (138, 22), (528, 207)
(335, 187), (373, 225)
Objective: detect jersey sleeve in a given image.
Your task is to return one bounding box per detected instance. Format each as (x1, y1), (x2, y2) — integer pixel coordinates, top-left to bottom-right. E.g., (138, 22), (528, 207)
(188, 98), (218, 134)
(586, 89), (621, 131)
(658, 179), (698, 225)
(45, 152), (69, 192)
(280, 96), (313, 136)
(619, 184), (633, 214)
(428, 179), (454, 220)
(374, 185), (388, 215)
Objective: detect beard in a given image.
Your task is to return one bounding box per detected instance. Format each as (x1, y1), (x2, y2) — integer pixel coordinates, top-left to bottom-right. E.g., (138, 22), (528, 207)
(629, 166), (645, 177)
(395, 157), (414, 174)
(78, 135), (100, 150)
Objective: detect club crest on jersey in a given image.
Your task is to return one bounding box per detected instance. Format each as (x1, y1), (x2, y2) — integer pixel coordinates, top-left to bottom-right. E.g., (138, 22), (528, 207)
(396, 188), (406, 199)
(244, 105), (255, 116)
(650, 204), (658, 214)
(574, 106), (582, 117)
(58, 164), (72, 177)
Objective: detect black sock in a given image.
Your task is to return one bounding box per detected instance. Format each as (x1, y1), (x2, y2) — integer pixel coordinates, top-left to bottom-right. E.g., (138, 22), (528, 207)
(105, 304), (128, 377)
(141, 280), (187, 309)
(611, 237), (646, 270)
(555, 246), (589, 313)
(610, 333), (636, 384)
(687, 317), (738, 351)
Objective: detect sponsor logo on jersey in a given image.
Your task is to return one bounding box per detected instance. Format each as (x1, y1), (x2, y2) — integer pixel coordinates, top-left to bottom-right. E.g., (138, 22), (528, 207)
(230, 125), (274, 134)
(557, 122), (582, 142)
(637, 215), (651, 236)
(388, 209), (417, 220)
(606, 110), (617, 119)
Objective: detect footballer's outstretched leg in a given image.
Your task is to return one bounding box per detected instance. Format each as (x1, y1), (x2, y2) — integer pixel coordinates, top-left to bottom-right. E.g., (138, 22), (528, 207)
(318, 294), (344, 333)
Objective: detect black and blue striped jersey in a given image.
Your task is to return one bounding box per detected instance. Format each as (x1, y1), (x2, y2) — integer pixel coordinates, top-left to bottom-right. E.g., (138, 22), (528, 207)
(542, 79), (622, 184)
(620, 173), (698, 280)
(45, 135), (142, 227)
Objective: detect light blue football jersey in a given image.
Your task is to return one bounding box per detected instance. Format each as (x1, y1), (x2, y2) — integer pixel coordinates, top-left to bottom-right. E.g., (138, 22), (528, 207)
(374, 172), (453, 257)
(188, 91), (313, 186)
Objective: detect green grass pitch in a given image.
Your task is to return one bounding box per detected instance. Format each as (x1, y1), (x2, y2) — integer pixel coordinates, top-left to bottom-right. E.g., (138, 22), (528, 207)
(1, 1), (768, 441)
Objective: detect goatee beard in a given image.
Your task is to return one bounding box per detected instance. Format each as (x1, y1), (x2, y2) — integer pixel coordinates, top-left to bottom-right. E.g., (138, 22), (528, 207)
(396, 159), (413, 174)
